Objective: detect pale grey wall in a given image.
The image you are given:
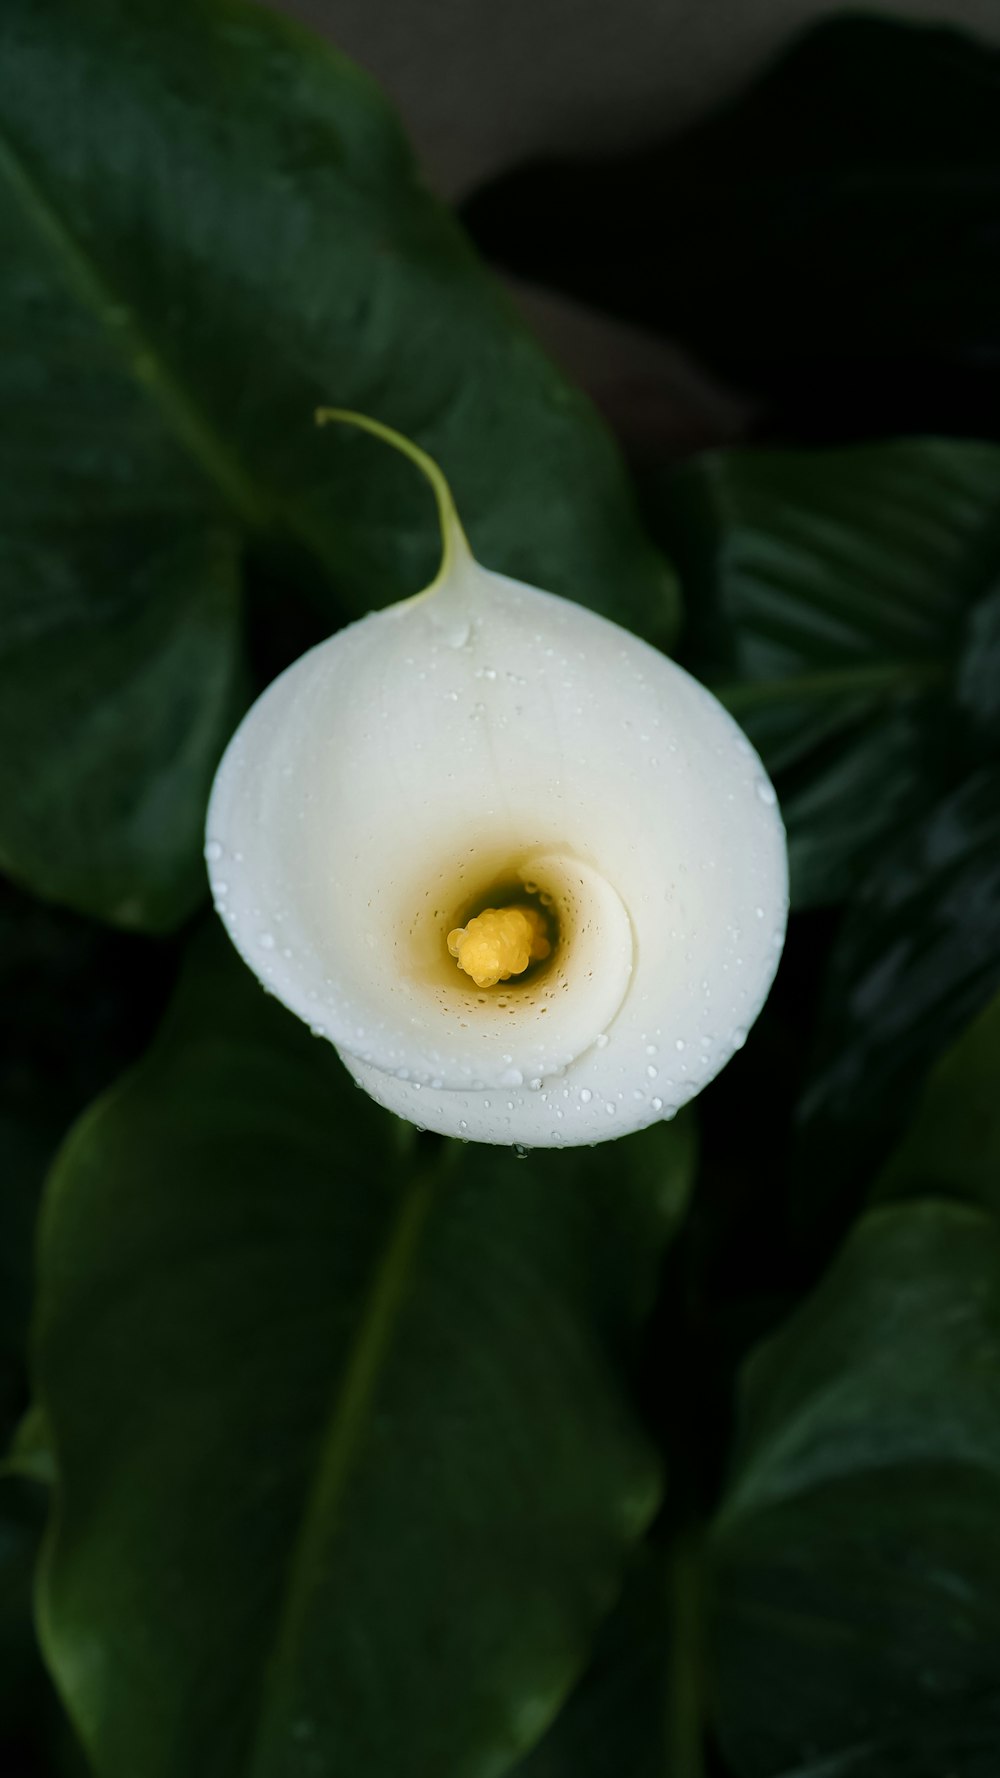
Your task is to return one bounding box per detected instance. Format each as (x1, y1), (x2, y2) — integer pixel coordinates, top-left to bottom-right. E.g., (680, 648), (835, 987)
(278, 0), (999, 195)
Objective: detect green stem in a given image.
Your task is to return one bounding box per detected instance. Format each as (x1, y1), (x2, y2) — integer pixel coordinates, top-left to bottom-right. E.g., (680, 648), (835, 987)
(316, 407), (471, 590)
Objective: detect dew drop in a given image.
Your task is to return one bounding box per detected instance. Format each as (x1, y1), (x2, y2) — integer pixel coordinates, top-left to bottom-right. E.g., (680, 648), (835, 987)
(646, 1064), (658, 1079)
(605, 1102), (616, 1116)
(204, 840), (223, 862)
(731, 1026), (748, 1049)
(755, 779), (777, 806)
(651, 1097), (664, 1112)
(259, 932), (275, 950)
(579, 1088), (593, 1104)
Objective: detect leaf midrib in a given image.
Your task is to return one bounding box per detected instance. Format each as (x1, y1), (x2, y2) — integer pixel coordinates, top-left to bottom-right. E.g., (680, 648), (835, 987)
(245, 1167), (437, 1775)
(0, 118), (341, 578)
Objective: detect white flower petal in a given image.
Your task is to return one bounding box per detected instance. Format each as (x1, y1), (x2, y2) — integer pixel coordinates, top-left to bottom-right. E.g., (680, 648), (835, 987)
(207, 413), (787, 1148)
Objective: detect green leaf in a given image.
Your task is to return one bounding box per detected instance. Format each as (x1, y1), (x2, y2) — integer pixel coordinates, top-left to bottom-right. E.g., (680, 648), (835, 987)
(710, 1200), (1000, 1778)
(795, 764), (1000, 1218)
(0, 522), (245, 929)
(957, 578), (1000, 748)
(463, 16), (1000, 443)
(508, 1533), (706, 1778)
(0, 881), (174, 1445)
(0, 1476), (87, 1777)
(650, 439), (1000, 906)
(34, 931), (694, 1778)
(505, 1555), (672, 1778)
(0, 0), (673, 932)
(873, 989), (1000, 1215)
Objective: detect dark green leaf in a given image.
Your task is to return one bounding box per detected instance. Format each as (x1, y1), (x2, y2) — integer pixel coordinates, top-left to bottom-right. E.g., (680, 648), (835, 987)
(34, 930), (693, 1778)
(0, 0), (673, 930)
(0, 881), (174, 1444)
(505, 1554), (672, 1778)
(873, 989), (1000, 1215)
(652, 440), (1000, 905)
(507, 1530), (709, 1778)
(463, 16), (1000, 443)
(0, 522), (245, 929)
(0, 1476), (87, 1778)
(710, 1201), (1000, 1778)
(957, 578), (1000, 747)
(795, 765), (1000, 1217)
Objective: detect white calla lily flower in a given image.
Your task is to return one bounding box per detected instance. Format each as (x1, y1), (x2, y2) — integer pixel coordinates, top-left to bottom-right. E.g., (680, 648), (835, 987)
(207, 413), (787, 1147)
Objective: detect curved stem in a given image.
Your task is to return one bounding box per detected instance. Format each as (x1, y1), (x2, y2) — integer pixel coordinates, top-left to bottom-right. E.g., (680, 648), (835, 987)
(315, 407), (472, 591)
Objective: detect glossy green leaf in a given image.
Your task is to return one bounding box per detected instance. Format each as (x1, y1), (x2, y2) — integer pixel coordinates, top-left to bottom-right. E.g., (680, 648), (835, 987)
(463, 16), (1000, 443)
(796, 764), (1000, 1217)
(0, 0), (674, 931)
(651, 440), (1000, 905)
(873, 989), (1000, 1215)
(35, 932), (694, 1778)
(710, 1201), (1000, 1778)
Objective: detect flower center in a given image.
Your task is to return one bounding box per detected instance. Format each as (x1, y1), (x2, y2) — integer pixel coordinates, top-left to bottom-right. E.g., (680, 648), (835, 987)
(447, 904), (551, 988)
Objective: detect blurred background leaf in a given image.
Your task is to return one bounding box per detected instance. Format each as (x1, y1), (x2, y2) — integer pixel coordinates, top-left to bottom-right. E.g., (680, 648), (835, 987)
(34, 930), (694, 1778)
(710, 1200), (1000, 1778)
(647, 438), (1000, 906)
(794, 765), (1000, 1235)
(504, 1552), (675, 1778)
(0, 1476), (88, 1778)
(872, 988), (1000, 1215)
(463, 16), (1000, 446)
(0, 0), (673, 932)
